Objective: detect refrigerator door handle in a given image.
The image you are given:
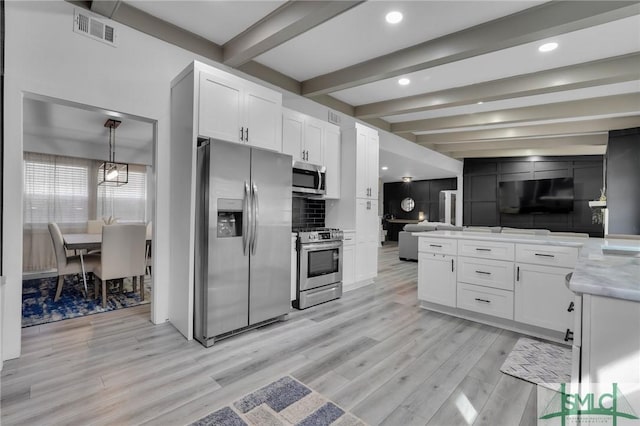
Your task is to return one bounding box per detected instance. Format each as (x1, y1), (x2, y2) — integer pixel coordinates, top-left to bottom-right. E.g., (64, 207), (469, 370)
(251, 182), (259, 255)
(243, 181), (250, 255)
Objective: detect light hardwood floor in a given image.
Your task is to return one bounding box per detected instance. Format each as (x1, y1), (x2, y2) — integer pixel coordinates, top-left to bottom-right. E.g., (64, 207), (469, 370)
(1, 242), (535, 425)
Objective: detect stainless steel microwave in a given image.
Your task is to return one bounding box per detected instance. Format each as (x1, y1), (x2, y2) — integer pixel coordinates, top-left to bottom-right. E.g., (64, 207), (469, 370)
(292, 161), (326, 196)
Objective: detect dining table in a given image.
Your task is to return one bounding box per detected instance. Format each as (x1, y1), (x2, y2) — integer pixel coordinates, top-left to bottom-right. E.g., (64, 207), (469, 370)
(62, 233), (151, 298)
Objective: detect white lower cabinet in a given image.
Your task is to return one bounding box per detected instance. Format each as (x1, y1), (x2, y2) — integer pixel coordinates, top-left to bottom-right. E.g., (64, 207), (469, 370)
(418, 252), (456, 307)
(581, 295), (640, 384)
(342, 231), (356, 286)
(355, 199), (378, 283)
(416, 234), (585, 343)
(457, 282), (514, 320)
(514, 263), (574, 332)
(457, 256), (514, 291)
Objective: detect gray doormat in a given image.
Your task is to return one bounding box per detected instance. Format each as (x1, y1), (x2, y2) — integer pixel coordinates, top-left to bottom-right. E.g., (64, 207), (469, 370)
(190, 376), (367, 426)
(500, 337), (572, 386)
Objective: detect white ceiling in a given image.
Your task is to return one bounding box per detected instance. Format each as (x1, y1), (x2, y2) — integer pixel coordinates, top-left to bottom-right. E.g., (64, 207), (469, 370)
(23, 98), (154, 152)
(378, 148), (456, 183)
(331, 15), (640, 106)
(127, 1), (286, 45)
(70, 0), (640, 182)
(254, 0), (543, 81)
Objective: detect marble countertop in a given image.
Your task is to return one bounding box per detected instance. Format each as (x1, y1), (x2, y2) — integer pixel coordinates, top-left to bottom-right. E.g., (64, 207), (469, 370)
(413, 230), (640, 303)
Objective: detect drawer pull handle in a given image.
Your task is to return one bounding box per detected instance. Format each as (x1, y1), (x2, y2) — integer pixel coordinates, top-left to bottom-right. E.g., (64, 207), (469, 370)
(567, 301), (575, 312)
(564, 328), (574, 342)
(476, 248), (492, 252)
(430, 244), (442, 248)
(475, 270), (491, 275)
(516, 266), (520, 281)
(475, 298), (491, 303)
(451, 259), (454, 272)
(535, 253), (555, 258)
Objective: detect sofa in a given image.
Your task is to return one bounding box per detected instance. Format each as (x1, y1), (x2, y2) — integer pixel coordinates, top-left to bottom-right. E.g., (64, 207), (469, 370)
(398, 222), (464, 261)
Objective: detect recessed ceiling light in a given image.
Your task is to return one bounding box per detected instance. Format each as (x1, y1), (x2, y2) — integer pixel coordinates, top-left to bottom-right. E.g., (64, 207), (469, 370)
(398, 78), (410, 86)
(538, 42), (558, 52)
(402, 176), (412, 183)
(477, 101), (484, 105)
(381, 166), (389, 171)
(385, 11), (403, 24)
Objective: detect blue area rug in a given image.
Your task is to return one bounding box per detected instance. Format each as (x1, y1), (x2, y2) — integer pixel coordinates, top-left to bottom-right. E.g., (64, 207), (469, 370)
(191, 376), (366, 426)
(22, 275), (150, 327)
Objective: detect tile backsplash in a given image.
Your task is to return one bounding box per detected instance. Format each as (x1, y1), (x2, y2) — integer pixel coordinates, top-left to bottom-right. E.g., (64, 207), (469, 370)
(292, 197), (325, 230)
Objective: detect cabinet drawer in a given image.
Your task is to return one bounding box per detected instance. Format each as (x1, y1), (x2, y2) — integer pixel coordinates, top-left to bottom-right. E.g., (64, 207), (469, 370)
(343, 231), (356, 247)
(457, 282), (514, 320)
(516, 244), (579, 268)
(419, 237), (457, 255)
(458, 256), (514, 291)
(458, 239), (514, 261)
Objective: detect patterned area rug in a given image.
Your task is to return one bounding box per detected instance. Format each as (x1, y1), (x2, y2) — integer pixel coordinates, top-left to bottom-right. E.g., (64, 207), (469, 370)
(191, 376), (366, 426)
(500, 337), (572, 386)
(22, 275), (150, 327)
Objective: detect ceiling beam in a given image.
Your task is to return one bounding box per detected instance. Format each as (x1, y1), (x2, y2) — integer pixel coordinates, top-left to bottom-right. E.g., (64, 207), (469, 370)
(392, 93), (640, 133)
(356, 53), (640, 119)
(301, 1), (640, 97)
(237, 61), (302, 95)
(434, 134), (608, 153)
(447, 145), (607, 159)
(223, 1), (364, 68)
(416, 116), (640, 144)
(90, 0), (121, 18)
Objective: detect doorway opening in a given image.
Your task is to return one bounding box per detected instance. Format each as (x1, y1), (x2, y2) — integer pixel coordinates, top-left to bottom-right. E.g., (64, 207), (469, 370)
(21, 93), (157, 327)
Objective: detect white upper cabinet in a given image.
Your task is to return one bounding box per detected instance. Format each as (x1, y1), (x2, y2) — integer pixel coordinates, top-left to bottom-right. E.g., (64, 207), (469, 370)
(282, 109), (304, 161)
(199, 70), (282, 152)
(244, 84), (282, 152)
(282, 108), (326, 165)
(355, 123), (379, 199)
(304, 119), (323, 165)
(199, 72), (243, 143)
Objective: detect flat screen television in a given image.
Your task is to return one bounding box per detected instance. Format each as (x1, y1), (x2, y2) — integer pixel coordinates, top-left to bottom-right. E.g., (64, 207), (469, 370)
(498, 177), (574, 214)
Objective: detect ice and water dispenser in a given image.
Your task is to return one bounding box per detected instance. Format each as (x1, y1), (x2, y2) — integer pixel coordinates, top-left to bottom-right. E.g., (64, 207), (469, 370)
(216, 198), (243, 238)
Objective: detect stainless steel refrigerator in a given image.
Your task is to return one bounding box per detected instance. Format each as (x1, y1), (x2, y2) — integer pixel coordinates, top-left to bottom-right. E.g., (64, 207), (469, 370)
(194, 139), (292, 347)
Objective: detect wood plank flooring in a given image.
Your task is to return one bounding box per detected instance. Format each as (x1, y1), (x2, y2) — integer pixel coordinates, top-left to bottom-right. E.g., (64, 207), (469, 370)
(1, 242), (536, 425)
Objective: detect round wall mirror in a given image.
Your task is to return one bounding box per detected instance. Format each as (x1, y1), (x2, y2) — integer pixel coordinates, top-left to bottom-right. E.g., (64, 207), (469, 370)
(401, 197), (415, 212)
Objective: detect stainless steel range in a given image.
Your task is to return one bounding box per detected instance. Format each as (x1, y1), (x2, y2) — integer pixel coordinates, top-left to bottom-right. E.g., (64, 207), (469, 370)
(293, 228), (344, 309)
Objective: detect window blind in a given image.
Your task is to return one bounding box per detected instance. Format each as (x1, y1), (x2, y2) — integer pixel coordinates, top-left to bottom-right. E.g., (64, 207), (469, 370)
(23, 156), (90, 224)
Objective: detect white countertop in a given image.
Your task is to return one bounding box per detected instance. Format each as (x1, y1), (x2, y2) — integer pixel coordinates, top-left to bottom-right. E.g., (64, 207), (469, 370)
(413, 231), (640, 303)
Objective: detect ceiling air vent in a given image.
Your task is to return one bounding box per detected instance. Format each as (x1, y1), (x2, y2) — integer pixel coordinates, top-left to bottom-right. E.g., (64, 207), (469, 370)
(73, 9), (118, 47)
(328, 110), (341, 126)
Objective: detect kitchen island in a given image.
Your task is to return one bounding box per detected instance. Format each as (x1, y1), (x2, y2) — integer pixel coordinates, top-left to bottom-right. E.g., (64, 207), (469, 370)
(413, 230), (640, 384)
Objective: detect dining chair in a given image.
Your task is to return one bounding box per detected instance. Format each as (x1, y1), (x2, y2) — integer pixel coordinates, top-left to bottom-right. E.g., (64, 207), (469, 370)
(92, 223), (147, 308)
(48, 222), (100, 301)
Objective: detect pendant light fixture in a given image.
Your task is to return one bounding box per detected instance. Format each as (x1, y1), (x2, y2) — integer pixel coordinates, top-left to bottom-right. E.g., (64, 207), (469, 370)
(98, 118), (128, 186)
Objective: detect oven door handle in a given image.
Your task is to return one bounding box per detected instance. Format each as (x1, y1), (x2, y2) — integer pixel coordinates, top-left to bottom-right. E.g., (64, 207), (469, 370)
(300, 242), (343, 252)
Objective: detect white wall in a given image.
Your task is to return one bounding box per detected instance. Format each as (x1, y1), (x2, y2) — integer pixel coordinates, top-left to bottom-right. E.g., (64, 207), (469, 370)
(3, 1), (464, 360)
(3, 1), (222, 360)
